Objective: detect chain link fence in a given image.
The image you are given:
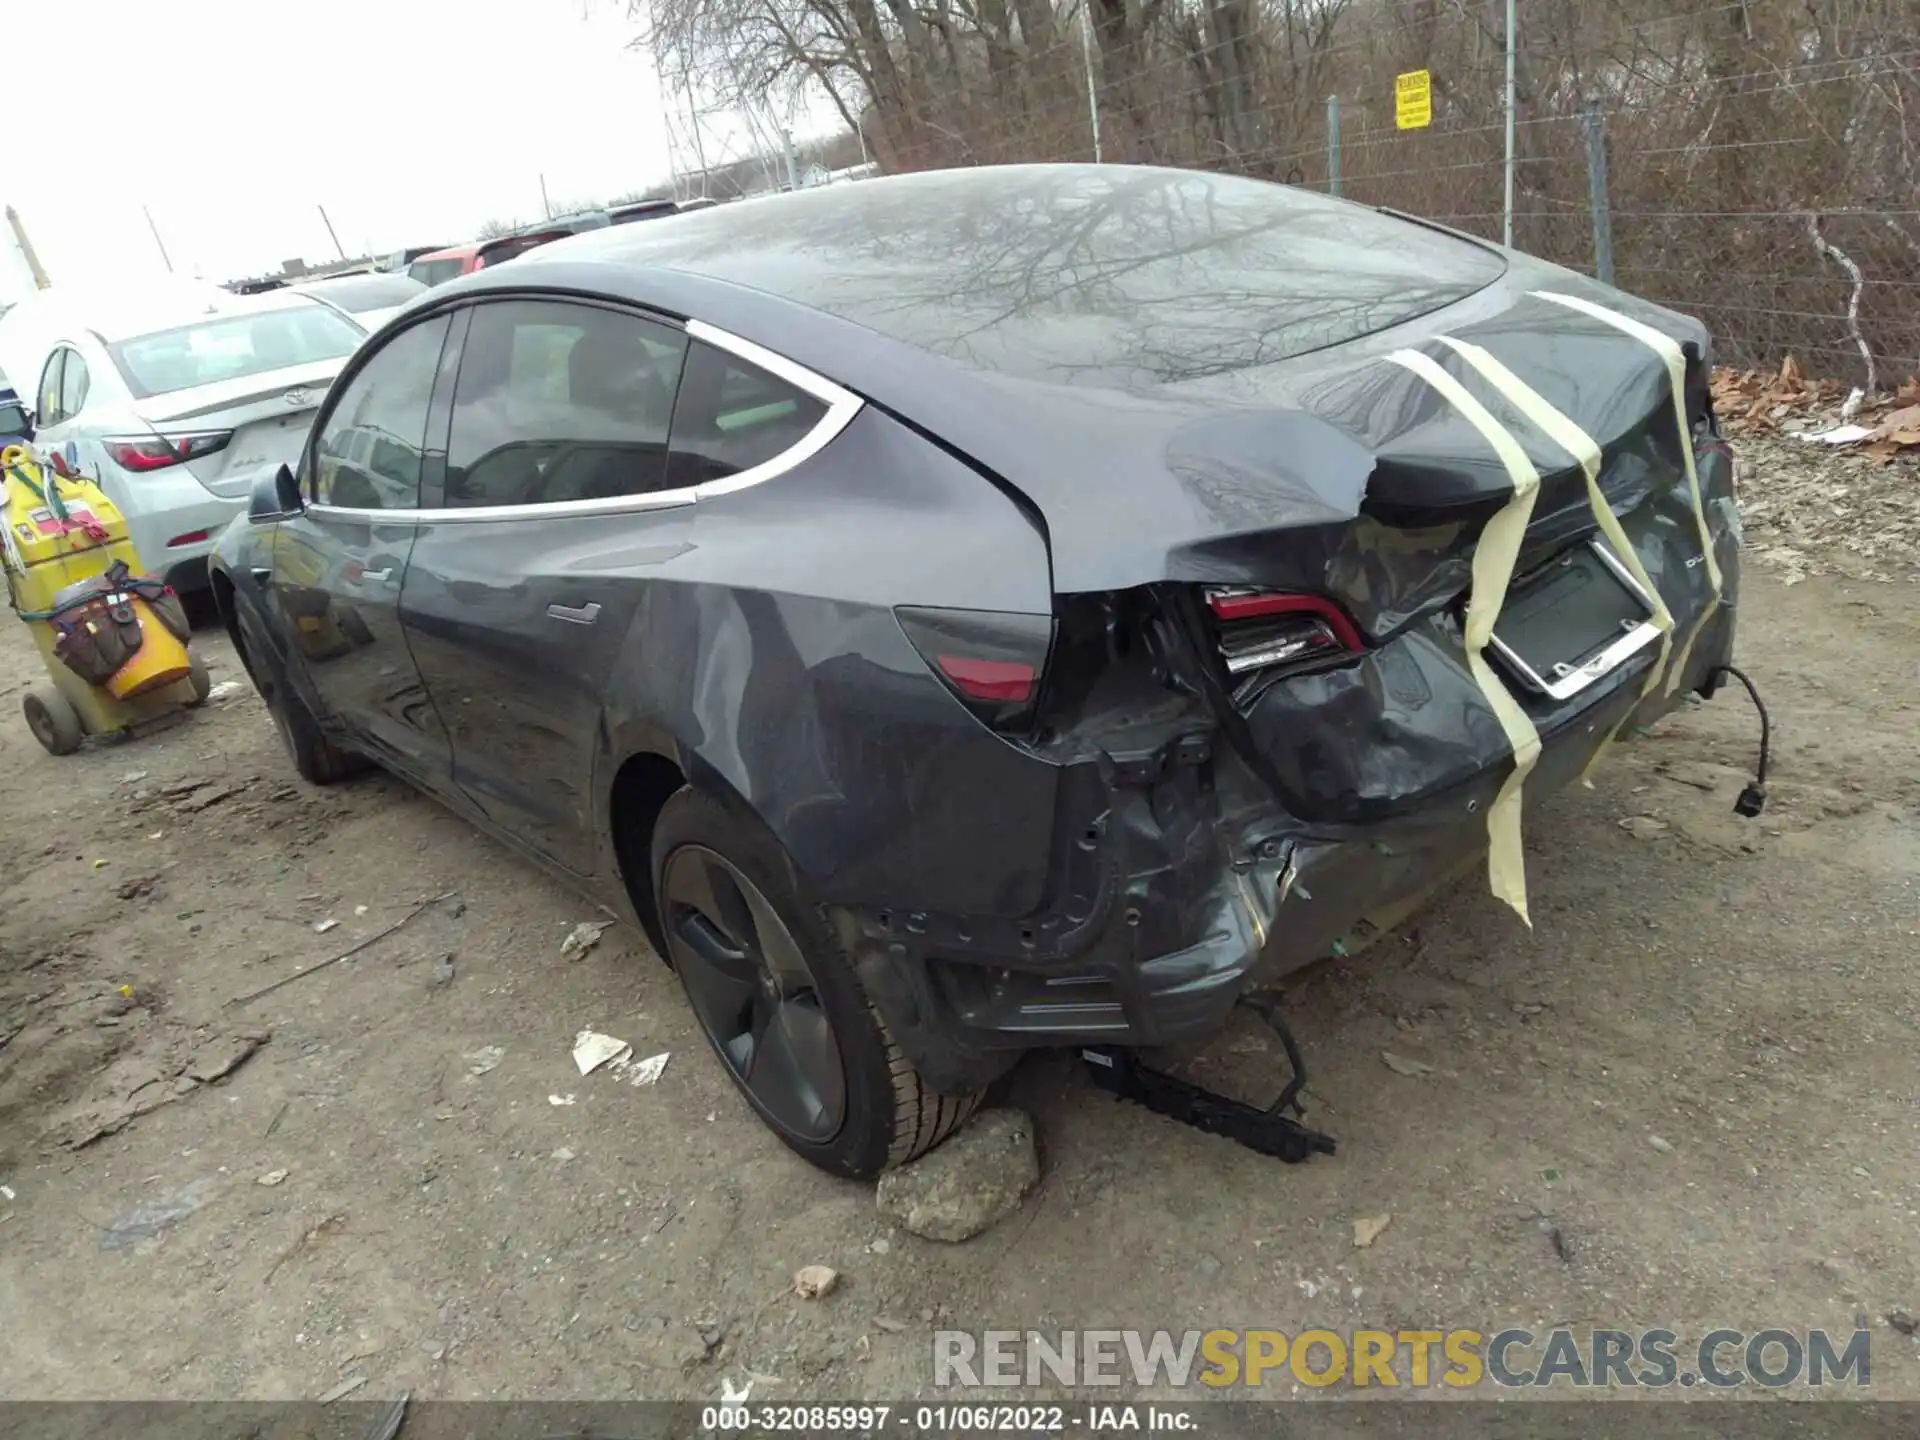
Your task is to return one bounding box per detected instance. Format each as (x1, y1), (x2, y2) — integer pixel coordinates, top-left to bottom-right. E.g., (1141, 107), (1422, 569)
(647, 0), (1920, 385)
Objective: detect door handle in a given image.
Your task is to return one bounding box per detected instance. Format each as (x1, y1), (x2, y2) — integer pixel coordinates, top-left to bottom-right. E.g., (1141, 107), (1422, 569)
(251, 567), (272, 585)
(360, 568), (393, 583)
(547, 601), (602, 625)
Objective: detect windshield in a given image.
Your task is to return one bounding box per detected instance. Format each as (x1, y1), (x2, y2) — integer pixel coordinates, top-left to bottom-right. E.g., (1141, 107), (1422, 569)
(108, 305), (363, 399)
(303, 273), (424, 313)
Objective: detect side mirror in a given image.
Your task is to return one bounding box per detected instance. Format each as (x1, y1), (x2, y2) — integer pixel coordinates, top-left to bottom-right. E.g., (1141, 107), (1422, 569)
(249, 463), (304, 523)
(0, 403), (31, 440)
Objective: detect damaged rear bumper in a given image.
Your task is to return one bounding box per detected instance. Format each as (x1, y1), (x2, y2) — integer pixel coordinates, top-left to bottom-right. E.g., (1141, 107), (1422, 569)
(841, 448), (1741, 1096)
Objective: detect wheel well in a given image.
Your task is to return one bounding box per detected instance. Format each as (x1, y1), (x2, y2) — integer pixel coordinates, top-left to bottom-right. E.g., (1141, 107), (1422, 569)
(210, 570), (240, 644)
(609, 751), (687, 958)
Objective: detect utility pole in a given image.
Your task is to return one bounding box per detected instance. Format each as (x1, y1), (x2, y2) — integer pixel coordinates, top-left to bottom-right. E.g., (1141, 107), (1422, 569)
(782, 126), (801, 190)
(141, 204), (174, 274)
(5, 205), (51, 289)
(317, 204), (346, 261)
(539, 173), (553, 220)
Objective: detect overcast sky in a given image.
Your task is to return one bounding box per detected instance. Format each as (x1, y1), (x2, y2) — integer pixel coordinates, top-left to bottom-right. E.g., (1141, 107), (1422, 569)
(1, 0), (803, 300)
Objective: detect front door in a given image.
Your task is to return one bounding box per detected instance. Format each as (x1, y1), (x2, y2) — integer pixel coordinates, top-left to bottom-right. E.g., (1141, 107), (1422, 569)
(264, 314), (454, 785)
(400, 297), (692, 875)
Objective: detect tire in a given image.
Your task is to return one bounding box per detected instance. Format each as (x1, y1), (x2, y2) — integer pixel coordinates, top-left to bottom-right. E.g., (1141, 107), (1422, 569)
(23, 687), (83, 755)
(233, 617), (365, 786)
(650, 787), (979, 1179)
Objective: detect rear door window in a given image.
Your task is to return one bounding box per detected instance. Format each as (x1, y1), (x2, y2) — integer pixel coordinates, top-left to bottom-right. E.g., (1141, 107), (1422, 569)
(665, 341), (828, 487)
(444, 300), (688, 508)
(311, 315), (451, 509)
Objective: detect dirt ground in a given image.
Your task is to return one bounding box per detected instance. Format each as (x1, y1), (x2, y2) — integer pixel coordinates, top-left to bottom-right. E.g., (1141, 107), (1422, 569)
(2, 441), (1917, 1406)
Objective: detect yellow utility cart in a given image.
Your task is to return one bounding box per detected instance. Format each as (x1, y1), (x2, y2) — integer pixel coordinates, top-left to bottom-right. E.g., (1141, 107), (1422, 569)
(1, 445), (209, 754)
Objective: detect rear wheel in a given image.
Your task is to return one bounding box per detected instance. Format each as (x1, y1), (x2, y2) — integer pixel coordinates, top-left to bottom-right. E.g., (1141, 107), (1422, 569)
(651, 788), (978, 1179)
(23, 688), (83, 755)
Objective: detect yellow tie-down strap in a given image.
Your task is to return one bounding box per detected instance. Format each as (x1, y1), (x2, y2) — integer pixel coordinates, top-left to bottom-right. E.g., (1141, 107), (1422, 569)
(1387, 349), (1542, 926)
(1532, 291), (1724, 696)
(1435, 337), (1677, 783)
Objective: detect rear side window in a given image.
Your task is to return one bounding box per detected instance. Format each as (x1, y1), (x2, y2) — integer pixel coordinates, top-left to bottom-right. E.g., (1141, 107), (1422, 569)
(665, 341), (828, 487)
(311, 316), (450, 509)
(444, 300), (688, 508)
(58, 351), (91, 418)
(407, 258), (465, 287)
(35, 350), (66, 424)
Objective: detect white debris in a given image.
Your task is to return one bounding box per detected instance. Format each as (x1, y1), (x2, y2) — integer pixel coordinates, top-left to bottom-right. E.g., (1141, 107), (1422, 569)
(559, 921), (611, 961)
(1797, 422), (1874, 445)
(548, 1094), (577, 1107)
(464, 1045), (506, 1077)
(572, 1030), (633, 1076)
(256, 1168), (290, 1187)
(205, 680), (244, 701)
(313, 918), (339, 934)
(720, 1377), (753, 1404)
(618, 1052), (670, 1087)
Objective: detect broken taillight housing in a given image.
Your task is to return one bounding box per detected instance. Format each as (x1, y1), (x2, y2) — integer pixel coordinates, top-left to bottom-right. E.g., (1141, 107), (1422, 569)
(896, 605), (1056, 733)
(1204, 588), (1363, 699)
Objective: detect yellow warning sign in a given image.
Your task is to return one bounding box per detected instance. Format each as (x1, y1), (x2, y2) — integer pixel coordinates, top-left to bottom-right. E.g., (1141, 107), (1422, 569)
(1395, 69), (1433, 130)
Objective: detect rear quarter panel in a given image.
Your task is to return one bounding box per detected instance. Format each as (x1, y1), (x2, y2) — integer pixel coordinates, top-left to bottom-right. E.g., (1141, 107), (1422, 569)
(596, 405), (1063, 916)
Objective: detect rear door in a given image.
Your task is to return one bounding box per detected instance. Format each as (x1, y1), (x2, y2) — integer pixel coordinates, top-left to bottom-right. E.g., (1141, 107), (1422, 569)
(398, 296), (692, 875)
(263, 313), (455, 784)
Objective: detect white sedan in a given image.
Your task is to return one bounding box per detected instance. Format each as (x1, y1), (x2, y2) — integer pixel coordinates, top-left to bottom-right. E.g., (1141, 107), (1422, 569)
(20, 289), (366, 590)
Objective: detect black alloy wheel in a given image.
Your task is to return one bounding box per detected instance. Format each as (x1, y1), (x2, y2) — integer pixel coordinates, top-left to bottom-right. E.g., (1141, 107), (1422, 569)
(661, 843), (848, 1143)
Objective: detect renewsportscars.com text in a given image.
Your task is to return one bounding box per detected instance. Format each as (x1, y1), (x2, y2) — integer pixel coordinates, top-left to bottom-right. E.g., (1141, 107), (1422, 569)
(933, 1327), (1872, 1390)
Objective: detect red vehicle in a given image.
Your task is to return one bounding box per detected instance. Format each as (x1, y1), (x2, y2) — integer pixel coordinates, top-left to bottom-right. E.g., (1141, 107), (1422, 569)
(405, 232), (566, 288)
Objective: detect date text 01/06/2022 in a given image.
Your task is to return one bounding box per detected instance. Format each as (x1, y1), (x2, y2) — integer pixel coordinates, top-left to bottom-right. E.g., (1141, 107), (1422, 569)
(700, 1403), (1200, 1432)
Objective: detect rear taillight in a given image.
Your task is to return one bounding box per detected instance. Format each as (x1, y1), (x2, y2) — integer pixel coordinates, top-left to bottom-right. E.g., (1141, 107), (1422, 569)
(896, 605), (1055, 732)
(104, 431), (232, 473)
(1203, 588), (1363, 696)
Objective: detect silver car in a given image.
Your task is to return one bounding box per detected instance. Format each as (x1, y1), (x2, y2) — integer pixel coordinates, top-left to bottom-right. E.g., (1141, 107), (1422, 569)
(24, 290), (365, 589)
(291, 271), (428, 335)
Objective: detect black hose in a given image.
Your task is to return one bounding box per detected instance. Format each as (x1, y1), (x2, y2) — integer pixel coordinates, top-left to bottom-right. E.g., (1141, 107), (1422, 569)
(1709, 663), (1770, 815)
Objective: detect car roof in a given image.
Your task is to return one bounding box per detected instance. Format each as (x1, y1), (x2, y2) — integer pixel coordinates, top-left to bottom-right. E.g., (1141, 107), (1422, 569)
(415, 244), (479, 262)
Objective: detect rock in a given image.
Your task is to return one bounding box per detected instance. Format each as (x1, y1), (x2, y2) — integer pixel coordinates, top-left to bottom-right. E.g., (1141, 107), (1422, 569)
(875, 1109), (1038, 1243)
(560, 921), (611, 961)
(257, 1168), (289, 1186)
(628, 1317), (719, 1371)
(1888, 1311), (1917, 1337)
(1353, 1214), (1392, 1248)
(184, 1029), (269, 1083)
(793, 1264), (839, 1299)
(1381, 1050), (1435, 1077)
(429, 955), (455, 988)
(1648, 1134), (1675, 1154)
